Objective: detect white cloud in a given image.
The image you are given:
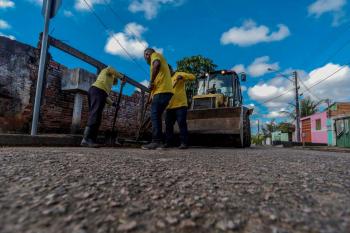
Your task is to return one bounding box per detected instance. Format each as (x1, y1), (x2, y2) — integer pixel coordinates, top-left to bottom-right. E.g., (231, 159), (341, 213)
(135, 79), (150, 92)
(105, 22), (162, 59)
(105, 32), (148, 58)
(248, 56), (279, 77)
(232, 56), (279, 78)
(128, 0), (183, 20)
(220, 19), (290, 47)
(0, 32), (15, 40)
(248, 63), (350, 119)
(0, 19), (10, 29)
(63, 10), (73, 17)
(308, 0), (346, 16)
(232, 64), (245, 74)
(304, 63), (350, 101)
(74, 0), (109, 11)
(308, 0), (347, 26)
(125, 22), (147, 38)
(264, 111), (286, 119)
(0, 0), (15, 8)
(248, 83), (293, 107)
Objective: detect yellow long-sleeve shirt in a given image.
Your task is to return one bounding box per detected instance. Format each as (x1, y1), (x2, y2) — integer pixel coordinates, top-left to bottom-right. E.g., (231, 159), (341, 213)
(167, 72), (195, 109)
(92, 66), (123, 105)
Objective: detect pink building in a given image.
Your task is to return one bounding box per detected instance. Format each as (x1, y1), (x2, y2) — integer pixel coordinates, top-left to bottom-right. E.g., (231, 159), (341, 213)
(300, 112), (328, 144)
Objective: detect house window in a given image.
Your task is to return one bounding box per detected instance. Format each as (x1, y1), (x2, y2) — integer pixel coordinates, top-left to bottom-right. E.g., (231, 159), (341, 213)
(315, 119), (321, 131)
(336, 120), (345, 136)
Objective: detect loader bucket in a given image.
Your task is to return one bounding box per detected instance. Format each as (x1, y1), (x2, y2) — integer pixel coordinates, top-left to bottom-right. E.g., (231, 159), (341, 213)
(185, 106), (251, 147)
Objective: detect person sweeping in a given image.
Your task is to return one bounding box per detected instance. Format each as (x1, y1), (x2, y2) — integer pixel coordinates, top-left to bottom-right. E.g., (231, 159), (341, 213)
(81, 66), (123, 148)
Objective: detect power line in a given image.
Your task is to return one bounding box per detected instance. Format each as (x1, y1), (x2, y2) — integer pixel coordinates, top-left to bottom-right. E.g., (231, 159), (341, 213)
(299, 21), (350, 69)
(262, 62), (348, 105)
(262, 87), (295, 104)
(298, 79), (322, 101)
(82, 0), (149, 77)
(102, 0), (147, 50)
(307, 63), (349, 89)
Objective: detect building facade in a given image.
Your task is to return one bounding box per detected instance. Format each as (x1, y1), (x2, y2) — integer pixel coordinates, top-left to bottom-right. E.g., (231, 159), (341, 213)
(301, 112), (328, 144)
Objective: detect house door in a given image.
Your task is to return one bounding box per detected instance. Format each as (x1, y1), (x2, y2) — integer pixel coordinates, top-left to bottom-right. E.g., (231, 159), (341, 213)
(302, 119), (312, 143)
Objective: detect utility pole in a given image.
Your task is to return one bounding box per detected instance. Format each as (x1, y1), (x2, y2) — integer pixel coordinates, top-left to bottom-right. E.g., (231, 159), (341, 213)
(31, 0), (61, 135)
(294, 71), (301, 143)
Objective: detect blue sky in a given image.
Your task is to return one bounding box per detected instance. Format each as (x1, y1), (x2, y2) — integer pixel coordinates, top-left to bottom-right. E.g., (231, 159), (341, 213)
(1, 0), (350, 131)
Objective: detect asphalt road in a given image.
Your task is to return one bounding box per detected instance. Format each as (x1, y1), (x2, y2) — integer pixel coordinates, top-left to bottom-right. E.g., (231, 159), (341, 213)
(0, 147), (349, 233)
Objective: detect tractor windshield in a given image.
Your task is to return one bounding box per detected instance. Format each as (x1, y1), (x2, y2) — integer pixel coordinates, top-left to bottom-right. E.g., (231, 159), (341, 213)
(197, 73), (234, 97)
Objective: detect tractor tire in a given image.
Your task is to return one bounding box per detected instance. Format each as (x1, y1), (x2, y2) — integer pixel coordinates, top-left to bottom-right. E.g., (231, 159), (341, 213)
(243, 115), (251, 148)
(232, 114), (251, 148)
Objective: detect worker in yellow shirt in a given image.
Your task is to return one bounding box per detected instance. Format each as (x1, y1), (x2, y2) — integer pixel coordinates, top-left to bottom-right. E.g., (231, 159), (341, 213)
(164, 65), (195, 149)
(142, 48), (174, 150)
(81, 66), (123, 148)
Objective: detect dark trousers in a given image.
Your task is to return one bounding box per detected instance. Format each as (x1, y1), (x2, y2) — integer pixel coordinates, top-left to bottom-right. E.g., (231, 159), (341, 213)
(87, 86), (107, 140)
(151, 93), (173, 142)
(165, 107), (188, 145)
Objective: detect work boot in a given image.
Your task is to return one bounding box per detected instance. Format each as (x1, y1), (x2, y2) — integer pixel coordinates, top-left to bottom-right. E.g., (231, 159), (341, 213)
(178, 143), (188, 149)
(157, 143), (171, 150)
(141, 142), (161, 150)
(81, 127), (99, 148)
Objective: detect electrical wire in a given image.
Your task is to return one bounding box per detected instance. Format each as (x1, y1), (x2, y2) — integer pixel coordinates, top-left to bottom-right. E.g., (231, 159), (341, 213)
(82, 0), (149, 77)
(261, 87), (295, 104)
(262, 62), (349, 106)
(307, 63), (349, 89)
(102, 0), (147, 50)
(298, 79), (322, 101)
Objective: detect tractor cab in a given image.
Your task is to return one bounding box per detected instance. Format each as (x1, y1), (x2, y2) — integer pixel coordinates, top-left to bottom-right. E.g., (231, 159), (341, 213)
(191, 70), (246, 110)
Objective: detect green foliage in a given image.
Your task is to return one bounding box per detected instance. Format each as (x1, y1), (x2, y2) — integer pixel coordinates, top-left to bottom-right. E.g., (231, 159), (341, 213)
(176, 55), (217, 74)
(252, 134), (264, 145)
(262, 119), (276, 138)
(277, 122), (295, 133)
(176, 55), (217, 105)
(262, 119), (295, 137)
(281, 97), (323, 119)
(300, 97), (322, 117)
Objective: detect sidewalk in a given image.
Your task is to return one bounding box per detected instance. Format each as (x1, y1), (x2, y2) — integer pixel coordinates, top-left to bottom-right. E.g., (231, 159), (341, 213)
(294, 146), (350, 153)
(0, 134), (82, 147)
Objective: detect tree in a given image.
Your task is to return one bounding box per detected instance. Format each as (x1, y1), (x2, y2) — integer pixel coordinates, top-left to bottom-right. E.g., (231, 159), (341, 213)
(176, 55), (217, 104)
(176, 55), (217, 74)
(280, 96), (323, 120)
(300, 97), (322, 117)
(262, 119), (276, 138)
(277, 122), (295, 133)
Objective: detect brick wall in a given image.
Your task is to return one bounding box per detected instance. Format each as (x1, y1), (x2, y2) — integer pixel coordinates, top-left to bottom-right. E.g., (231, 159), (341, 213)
(0, 36), (145, 138)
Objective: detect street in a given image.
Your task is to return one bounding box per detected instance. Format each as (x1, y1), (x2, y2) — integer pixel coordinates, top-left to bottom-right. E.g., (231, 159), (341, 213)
(0, 147), (349, 233)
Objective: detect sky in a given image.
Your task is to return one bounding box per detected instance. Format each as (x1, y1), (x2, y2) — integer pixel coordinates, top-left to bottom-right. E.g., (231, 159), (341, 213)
(1, 0), (350, 132)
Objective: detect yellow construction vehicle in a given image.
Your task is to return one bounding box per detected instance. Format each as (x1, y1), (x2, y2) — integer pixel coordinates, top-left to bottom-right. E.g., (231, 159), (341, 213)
(187, 70), (252, 147)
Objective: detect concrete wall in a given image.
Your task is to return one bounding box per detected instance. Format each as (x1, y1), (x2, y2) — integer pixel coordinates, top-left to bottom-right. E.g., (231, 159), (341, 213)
(0, 36), (144, 137)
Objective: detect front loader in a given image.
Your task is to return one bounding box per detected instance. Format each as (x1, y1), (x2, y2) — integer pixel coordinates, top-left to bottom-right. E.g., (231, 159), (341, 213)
(186, 70), (252, 147)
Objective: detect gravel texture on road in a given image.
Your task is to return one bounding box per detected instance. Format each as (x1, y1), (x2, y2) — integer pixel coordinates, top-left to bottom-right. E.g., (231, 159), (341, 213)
(0, 147), (349, 233)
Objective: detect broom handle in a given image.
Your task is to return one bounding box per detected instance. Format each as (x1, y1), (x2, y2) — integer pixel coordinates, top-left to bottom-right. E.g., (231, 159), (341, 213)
(112, 78), (126, 133)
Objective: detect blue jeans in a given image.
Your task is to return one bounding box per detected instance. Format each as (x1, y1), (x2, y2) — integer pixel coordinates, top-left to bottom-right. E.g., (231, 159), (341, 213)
(151, 93), (173, 142)
(165, 107), (188, 145)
